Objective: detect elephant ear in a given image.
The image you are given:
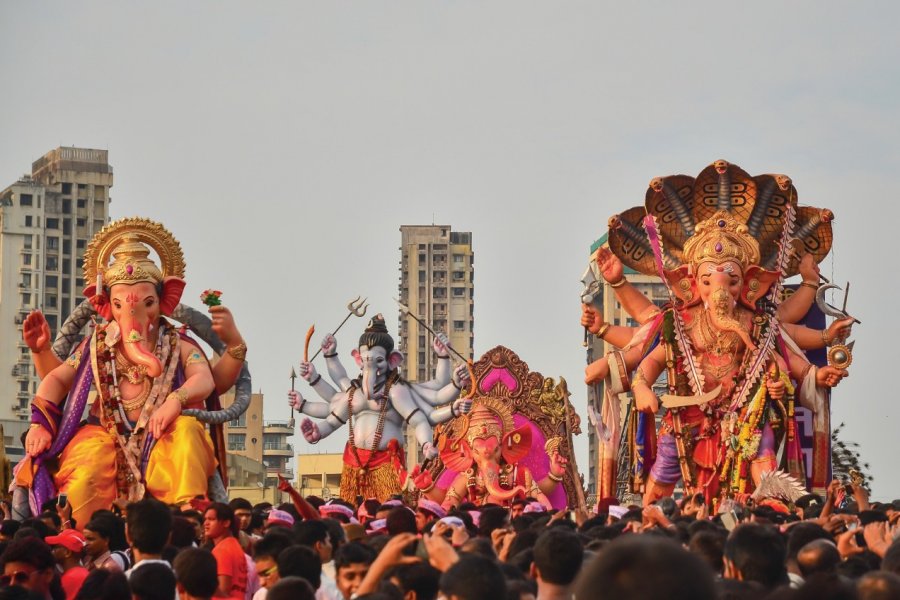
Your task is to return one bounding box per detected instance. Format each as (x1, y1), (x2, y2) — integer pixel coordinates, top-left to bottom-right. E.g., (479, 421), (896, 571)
(664, 266), (700, 307)
(439, 438), (474, 473)
(740, 266), (780, 309)
(83, 284), (113, 321)
(159, 277), (186, 316)
(501, 425), (532, 465)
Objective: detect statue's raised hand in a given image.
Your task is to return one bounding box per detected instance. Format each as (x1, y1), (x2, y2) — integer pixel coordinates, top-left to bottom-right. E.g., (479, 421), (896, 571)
(298, 360), (317, 383)
(433, 333), (451, 358)
(453, 397), (473, 416)
(422, 441), (438, 460)
(25, 425), (52, 457)
(827, 317), (854, 345)
(452, 363), (470, 391)
(23, 311), (51, 353)
(288, 390), (305, 410)
(208, 306), (242, 347)
(595, 247), (624, 285)
(798, 252), (820, 284)
(300, 418), (321, 443)
(581, 304), (605, 335)
(321, 334), (337, 356)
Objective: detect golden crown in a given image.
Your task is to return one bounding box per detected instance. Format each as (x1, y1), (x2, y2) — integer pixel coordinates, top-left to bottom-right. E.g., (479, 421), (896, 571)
(83, 217), (185, 290)
(681, 210), (760, 271)
(463, 405), (503, 447)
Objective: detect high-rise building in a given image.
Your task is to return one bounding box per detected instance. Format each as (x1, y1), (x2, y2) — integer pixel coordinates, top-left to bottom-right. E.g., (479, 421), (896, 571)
(584, 234), (668, 503)
(221, 391), (294, 485)
(398, 225), (474, 467)
(0, 147), (112, 420)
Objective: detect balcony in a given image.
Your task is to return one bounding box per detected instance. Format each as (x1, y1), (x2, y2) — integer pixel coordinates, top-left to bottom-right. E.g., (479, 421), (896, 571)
(263, 420), (294, 434)
(266, 467), (294, 480)
(263, 442), (294, 457)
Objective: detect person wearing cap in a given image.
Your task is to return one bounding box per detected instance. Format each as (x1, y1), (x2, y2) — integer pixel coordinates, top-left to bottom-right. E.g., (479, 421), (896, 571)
(319, 502), (355, 524)
(264, 509), (295, 532)
(46, 529), (89, 600)
(415, 499), (446, 533)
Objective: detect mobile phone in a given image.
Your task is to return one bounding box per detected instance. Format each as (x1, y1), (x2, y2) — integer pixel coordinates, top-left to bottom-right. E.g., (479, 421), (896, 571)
(415, 539), (429, 561)
(721, 510), (739, 532)
(57, 494), (68, 508)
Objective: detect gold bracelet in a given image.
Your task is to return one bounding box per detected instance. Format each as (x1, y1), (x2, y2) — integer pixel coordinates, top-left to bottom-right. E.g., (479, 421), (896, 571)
(801, 281), (818, 291)
(168, 387), (190, 406)
(596, 322), (612, 339)
(609, 278), (626, 288)
(821, 329), (830, 347)
(226, 342), (247, 361)
(29, 423), (42, 430)
(547, 472), (563, 482)
(631, 368), (649, 389)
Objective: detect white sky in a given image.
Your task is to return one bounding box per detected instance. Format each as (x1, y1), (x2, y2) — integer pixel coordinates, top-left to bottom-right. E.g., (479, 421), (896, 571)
(2, 1), (898, 499)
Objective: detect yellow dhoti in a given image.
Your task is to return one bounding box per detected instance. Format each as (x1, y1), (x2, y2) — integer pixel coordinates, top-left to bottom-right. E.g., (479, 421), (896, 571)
(55, 416), (216, 528)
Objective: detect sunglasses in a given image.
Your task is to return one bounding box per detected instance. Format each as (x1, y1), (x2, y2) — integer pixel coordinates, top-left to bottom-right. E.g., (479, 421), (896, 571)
(0, 571), (32, 586)
(258, 565), (278, 577)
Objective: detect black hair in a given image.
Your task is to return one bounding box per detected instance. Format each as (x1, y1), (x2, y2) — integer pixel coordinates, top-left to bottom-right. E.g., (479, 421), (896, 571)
(477, 506), (509, 538)
(173, 548), (218, 599)
(575, 534), (716, 600)
(359, 316), (394, 354)
(334, 542), (377, 572)
(723, 523), (788, 590)
(277, 545), (321, 590)
(688, 530), (727, 575)
(73, 569), (131, 600)
(126, 499), (172, 554)
(439, 555), (506, 600)
(228, 497), (253, 512)
(532, 528), (583, 586)
(385, 563), (440, 600)
(267, 577), (315, 600)
(386, 507), (417, 536)
(322, 518), (346, 552)
(130, 561), (176, 600)
(0, 537), (55, 571)
(786, 521), (831, 562)
(252, 530), (294, 561)
(294, 519), (329, 548)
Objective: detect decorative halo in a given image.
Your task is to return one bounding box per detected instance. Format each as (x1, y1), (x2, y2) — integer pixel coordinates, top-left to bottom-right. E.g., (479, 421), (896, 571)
(83, 217), (186, 284)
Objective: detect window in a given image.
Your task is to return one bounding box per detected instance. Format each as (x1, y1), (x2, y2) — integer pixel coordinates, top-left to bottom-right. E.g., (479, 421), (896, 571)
(63, 218), (71, 231)
(45, 275), (57, 289)
(418, 270), (425, 283)
(230, 413), (247, 427)
(46, 218), (59, 229)
(24, 235), (32, 249)
(62, 199), (71, 213)
(452, 287), (465, 297)
(47, 295), (57, 308)
(21, 293), (31, 305)
(22, 273), (31, 287)
(47, 237), (59, 250)
(76, 239), (85, 249)
(453, 254), (464, 264)
(61, 278), (71, 294)
(63, 240), (71, 255)
(77, 199), (86, 209)
(23, 254), (31, 266)
(62, 299), (70, 316)
(19, 194), (33, 206)
(452, 271), (465, 281)
(418, 253), (426, 263)
(25, 215), (33, 227)
(61, 183), (72, 194)
(454, 320), (465, 332)
(46, 256), (58, 271)
(227, 433), (246, 451)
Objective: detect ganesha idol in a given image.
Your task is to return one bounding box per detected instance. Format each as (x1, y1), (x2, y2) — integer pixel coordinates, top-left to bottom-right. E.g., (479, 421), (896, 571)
(15, 218), (248, 527)
(582, 161), (855, 505)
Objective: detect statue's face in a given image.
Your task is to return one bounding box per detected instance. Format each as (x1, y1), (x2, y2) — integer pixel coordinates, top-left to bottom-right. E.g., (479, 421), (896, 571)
(109, 281), (160, 327)
(472, 435), (500, 463)
(697, 260), (743, 309)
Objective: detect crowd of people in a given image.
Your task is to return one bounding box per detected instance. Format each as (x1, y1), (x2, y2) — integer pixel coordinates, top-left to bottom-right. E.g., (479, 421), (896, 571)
(1, 477), (900, 600)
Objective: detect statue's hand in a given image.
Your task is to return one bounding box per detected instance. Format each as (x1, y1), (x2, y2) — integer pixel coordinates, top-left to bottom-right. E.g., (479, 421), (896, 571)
(816, 365), (848, 388)
(300, 418), (321, 443)
(798, 252), (820, 284)
(321, 334), (337, 356)
(288, 390), (305, 411)
(827, 318), (854, 345)
(765, 377), (786, 401)
(208, 306), (242, 347)
(549, 451), (568, 478)
(581, 304), (608, 335)
(433, 333), (451, 358)
(299, 360), (318, 383)
(585, 356), (610, 384)
(634, 385), (659, 413)
(25, 425), (52, 457)
(596, 247), (624, 285)
(149, 394), (182, 439)
(409, 465), (434, 491)
(23, 311), (51, 353)
(422, 442), (438, 460)
(453, 397), (473, 416)
(452, 364), (470, 391)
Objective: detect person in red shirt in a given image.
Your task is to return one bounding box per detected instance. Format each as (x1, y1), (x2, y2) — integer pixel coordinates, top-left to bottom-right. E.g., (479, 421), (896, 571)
(45, 529), (89, 600)
(204, 503), (248, 600)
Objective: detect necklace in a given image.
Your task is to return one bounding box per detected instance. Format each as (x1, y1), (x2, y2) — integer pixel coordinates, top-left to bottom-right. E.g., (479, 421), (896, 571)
(114, 351), (148, 384)
(347, 373), (395, 472)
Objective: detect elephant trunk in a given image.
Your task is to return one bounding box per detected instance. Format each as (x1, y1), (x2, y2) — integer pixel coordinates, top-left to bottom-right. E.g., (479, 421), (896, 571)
(120, 316), (163, 378)
(708, 287), (757, 352)
(478, 460), (526, 502)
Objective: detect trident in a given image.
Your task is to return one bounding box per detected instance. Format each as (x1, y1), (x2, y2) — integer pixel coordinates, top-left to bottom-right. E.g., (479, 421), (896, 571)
(306, 296), (369, 363)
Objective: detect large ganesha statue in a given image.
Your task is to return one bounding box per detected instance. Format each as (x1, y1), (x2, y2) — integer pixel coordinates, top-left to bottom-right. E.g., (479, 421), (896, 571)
(15, 218), (249, 526)
(582, 161), (854, 506)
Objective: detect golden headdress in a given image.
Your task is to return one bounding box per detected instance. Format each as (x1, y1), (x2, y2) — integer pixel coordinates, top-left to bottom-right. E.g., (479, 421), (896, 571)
(462, 405), (503, 446)
(681, 211), (760, 272)
(83, 217), (186, 290)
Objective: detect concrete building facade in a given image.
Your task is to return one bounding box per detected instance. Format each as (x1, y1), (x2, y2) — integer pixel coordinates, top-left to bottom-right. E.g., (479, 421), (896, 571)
(0, 147), (112, 420)
(221, 391), (293, 485)
(397, 225), (474, 467)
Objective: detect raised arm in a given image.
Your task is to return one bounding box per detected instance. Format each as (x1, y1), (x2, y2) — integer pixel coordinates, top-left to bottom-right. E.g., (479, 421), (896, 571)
(406, 363), (469, 407)
(781, 318), (853, 351)
(298, 360), (340, 402)
(320, 334), (353, 392)
(777, 254), (821, 324)
(208, 305), (247, 394)
(391, 386), (437, 458)
(594, 247), (657, 324)
(631, 344), (667, 413)
(298, 392), (351, 443)
(288, 390), (334, 419)
(23, 311), (64, 379)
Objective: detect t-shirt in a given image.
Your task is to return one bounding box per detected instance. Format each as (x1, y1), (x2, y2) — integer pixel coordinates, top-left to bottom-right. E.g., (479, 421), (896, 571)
(212, 536), (248, 600)
(61, 566), (90, 600)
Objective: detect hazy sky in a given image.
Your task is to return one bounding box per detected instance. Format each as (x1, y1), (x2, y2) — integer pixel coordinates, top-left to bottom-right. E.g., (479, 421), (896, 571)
(2, 2), (898, 499)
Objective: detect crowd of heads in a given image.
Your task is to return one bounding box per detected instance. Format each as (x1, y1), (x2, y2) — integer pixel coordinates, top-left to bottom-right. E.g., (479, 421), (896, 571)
(0, 479), (899, 600)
